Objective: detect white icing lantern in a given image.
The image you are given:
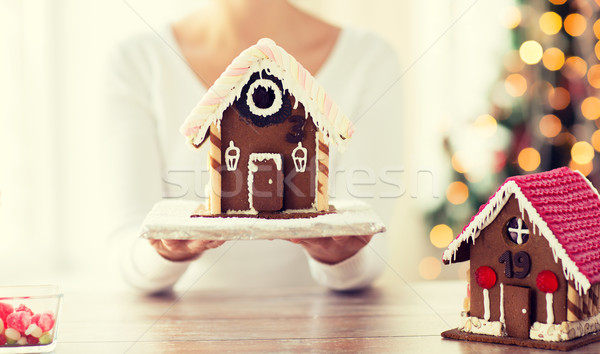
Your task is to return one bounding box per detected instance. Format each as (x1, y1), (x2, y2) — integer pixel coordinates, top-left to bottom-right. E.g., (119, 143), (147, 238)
(225, 141), (240, 171)
(292, 142), (307, 173)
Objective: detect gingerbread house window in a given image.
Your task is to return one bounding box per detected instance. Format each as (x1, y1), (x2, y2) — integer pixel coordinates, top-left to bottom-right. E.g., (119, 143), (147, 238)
(235, 71), (291, 127)
(506, 217), (529, 245)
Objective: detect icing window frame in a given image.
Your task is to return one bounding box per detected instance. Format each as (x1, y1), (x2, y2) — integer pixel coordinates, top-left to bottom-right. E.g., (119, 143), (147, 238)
(246, 79), (283, 117)
(505, 216), (530, 245)
(235, 71), (292, 127)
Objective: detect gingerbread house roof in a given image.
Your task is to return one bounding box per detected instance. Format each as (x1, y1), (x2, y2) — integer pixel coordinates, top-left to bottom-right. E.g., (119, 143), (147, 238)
(443, 167), (600, 294)
(180, 38), (353, 150)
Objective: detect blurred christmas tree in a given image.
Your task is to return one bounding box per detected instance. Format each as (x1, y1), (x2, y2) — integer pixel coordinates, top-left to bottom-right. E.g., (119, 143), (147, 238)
(426, 0), (600, 278)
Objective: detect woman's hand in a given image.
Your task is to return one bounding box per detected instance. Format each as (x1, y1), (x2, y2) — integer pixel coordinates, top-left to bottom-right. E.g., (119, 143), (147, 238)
(148, 239), (225, 262)
(289, 235), (373, 265)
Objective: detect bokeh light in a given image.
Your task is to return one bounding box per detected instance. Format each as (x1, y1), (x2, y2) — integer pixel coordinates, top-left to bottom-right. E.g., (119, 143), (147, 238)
(582, 97), (600, 120)
(419, 257), (442, 280)
(562, 56), (588, 79)
(594, 19), (600, 39)
(539, 114), (562, 137)
(569, 160), (594, 176)
(503, 6), (522, 29)
(588, 64), (600, 88)
(451, 151), (468, 173)
(547, 87), (570, 110)
(539, 12), (562, 35)
(430, 224), (454, 249)
(505, 74), (528, 97)
(564, 13), (587, 37)
(553, 132), (577, 146)
(596, 42), (600, 61)
(571, 141), (594, 164)
(542, 48), (565, 71)
(519, 40), (544, 64)
(548, 0), (567, 4)
(465, 172), (483, 183)
(518, 147), (541, 171)
(591, 130), (600, 152)
(472, 114), (498, 138)
(446, 182), (469, 205)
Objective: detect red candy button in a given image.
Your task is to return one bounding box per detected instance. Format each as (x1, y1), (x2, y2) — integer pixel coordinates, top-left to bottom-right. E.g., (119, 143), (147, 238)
(536, 270), (558, 293)
(475, 266), (497, 289)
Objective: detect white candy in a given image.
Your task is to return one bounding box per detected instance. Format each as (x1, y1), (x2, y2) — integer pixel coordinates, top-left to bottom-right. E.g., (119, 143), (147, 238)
(0, 317), (3, 332)
(17, 336), (27, 345)
(5, 327), (21, 341)
(25, 323), (42, 338)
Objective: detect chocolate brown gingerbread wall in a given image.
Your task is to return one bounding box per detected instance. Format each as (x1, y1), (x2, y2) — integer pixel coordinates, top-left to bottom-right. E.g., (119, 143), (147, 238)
(219, 95), (318, 212)
(469, 195), (568, 327)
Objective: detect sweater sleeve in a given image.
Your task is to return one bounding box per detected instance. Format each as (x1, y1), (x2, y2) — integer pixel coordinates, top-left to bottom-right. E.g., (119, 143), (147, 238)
(306, 233), (387, 291)
(103, 39), (190, 294)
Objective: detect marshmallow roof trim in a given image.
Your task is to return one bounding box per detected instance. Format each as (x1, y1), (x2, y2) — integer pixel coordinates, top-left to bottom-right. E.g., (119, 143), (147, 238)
(179, 38), (353, 150)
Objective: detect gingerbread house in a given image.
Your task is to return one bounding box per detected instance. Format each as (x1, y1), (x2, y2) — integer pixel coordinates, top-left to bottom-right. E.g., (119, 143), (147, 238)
(180, 38), (352, 215)
(442, 167), (600, 344)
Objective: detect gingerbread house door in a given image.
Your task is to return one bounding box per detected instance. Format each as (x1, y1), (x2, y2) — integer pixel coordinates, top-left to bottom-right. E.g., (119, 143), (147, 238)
(248, 153), (284, 212)
(504, 285), (532, 339)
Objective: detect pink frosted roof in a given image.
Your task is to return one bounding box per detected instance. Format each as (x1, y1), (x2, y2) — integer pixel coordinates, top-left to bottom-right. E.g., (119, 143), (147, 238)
(443, 167), (600, 293)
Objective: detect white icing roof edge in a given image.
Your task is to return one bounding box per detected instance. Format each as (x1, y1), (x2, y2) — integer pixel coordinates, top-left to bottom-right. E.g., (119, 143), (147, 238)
(442, 180), (593, 294)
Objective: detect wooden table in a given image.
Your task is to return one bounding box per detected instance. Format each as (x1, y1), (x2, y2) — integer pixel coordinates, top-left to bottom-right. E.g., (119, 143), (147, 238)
(55, 281), (600, 353)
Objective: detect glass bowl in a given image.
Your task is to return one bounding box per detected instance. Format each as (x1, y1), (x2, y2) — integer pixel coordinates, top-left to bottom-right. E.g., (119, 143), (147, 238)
(0, 285), (62, 353)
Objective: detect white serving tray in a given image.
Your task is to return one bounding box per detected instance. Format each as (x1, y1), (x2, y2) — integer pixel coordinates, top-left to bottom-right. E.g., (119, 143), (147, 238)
(139, 199), (386, 240)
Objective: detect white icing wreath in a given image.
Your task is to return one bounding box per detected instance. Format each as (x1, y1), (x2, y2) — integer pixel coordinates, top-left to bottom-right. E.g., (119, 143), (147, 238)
(246, 79), (283, 117)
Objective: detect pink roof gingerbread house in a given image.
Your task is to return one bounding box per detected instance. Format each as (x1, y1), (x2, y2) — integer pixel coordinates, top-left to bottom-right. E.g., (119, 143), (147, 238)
(442, 167), (600, 347)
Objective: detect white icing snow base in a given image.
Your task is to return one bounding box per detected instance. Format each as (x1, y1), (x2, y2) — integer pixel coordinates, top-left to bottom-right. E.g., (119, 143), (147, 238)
(458, 313), (504, 337)
(139, 199), (385, 240)
(530, 313), (600, 342)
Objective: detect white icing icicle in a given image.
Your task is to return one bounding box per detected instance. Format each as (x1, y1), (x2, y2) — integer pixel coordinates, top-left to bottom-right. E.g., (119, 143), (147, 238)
(546, 292), (554, 324)
(500, 283), (505, 324)
(483, 289), (490, 321)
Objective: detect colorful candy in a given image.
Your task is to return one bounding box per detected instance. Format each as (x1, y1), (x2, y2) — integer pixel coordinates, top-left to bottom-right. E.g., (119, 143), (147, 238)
(1, 304), (55, 346)
(6, 311), (32, 334)
(0, 302), (13, 322)
(4, 328), (20, 341)
(38, 332), (52, 345)
(25, 324), (42, 338)
(32, 312), (55, 332)
(15, 304), (34, 316)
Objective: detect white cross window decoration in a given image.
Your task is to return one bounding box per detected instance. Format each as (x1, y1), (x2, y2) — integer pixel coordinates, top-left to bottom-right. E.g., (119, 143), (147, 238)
(507, 217), (530, 245)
